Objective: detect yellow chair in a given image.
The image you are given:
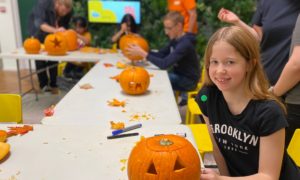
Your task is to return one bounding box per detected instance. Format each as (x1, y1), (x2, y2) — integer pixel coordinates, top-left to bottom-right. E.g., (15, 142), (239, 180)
(185, 86), (205, 124)
(0, 94), (22, 123)
(188, 124), (213, 160)
(287, 129), (300, 167)
(57, 62), (67, 77)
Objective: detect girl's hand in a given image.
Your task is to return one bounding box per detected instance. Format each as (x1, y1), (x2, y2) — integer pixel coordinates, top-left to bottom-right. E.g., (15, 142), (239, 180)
(121, 23), (128, 33)
(201, 168), (221, 180)
(218, 8), (240, 24)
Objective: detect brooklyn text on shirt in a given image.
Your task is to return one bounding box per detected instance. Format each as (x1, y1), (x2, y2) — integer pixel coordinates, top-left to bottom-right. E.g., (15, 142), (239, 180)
(210, 123), (259, 146)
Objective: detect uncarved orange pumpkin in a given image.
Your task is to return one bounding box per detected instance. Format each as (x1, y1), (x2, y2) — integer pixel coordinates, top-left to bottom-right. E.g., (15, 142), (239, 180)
(119, 34), (149, 61)
(44, 33), (67, 56)
(119, 66), (150, 95)
(23, 37), (41, 54)
(56, 30), (78, 51)
(127, 134), (201, 180)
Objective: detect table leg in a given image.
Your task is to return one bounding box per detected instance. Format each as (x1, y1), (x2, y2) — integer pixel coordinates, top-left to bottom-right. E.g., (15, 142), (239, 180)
(16, 59), (22, 95)
(29, 59), (38, 101)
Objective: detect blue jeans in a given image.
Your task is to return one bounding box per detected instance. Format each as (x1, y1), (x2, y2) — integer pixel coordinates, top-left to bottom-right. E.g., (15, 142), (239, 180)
(168, 72), (197, 91)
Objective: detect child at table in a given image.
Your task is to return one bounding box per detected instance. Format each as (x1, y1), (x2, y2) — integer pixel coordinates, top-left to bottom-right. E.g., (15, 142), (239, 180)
(111, 13), (138, 48)
(196, 26), (300, 179)
(63, 16), (92, 80)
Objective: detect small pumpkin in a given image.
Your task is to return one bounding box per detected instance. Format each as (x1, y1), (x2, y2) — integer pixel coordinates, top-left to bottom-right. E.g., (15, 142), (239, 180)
(0, 142), (10, 161)
(119, 66), (150, 95)
(127, 134), (201, 180)
(44, 33), (67, 56)
(56, 30), (78, 51)
(0, 130), (7, 142)
(119, 34), (149, 61)
(23, 36), (41, 54)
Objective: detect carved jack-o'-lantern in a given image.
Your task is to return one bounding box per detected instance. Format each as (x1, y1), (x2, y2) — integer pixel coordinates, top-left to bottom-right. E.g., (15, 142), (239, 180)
(44, 34), (67, 56)
(127, 135), (201, 180)
(119, 66), (150, 95)
(23, 37), (41, 54)
(119, 34), (149, 61)
(56, 30), (78, 51)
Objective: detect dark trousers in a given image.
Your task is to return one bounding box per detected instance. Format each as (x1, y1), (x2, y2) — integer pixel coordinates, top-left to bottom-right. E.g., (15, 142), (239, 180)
(285, 103), (300, 147)
(35, 60), (58, 88)
(168, 72), (197, 91)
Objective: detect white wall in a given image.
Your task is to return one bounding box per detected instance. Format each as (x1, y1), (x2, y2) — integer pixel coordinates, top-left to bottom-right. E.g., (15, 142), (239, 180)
(0, 0), (24, 70)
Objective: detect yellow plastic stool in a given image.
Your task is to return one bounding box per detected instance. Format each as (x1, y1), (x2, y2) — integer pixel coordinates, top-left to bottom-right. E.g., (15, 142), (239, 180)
(287, 129), (300, 167)
(57, 62), (67, 77)
(188, 124), (213, 160)
(0, 94), (22, 123)
(186, 98), (202, 124)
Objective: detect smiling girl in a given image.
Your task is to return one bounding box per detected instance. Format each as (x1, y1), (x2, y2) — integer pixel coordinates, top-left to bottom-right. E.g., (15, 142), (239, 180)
(196, 26), (300, 180)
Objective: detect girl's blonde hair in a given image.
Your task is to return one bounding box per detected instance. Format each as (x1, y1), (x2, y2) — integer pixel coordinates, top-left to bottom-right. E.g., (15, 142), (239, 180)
(203, 26), (286, 113)
(56, 0), (73, 9)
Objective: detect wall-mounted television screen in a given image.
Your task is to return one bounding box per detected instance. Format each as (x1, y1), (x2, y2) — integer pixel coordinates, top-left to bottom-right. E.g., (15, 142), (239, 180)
(88, 0), (141, 24)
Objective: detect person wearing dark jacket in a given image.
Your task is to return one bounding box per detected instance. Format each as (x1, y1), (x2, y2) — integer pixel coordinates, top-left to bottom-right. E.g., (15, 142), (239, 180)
(126, 11), (200, 102)
(28, 0), (73, 94)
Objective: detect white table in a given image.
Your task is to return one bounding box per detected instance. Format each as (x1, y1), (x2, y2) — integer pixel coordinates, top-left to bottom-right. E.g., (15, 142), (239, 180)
(0, 124), (203, 180)
(42, 58), (181, 126)
(0, 48), (124, 99)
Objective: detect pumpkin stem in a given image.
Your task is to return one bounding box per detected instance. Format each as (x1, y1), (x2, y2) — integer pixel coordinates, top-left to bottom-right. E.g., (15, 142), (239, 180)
(160, 138), (173, 146)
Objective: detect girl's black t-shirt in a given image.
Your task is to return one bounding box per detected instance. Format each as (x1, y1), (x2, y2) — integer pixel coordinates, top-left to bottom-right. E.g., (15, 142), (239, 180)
(196, 85), (300, 179)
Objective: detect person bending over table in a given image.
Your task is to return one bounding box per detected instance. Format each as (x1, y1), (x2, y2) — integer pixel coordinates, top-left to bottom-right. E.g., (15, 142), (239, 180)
(196, 26), (300, 180)
(63, 16), (92, 80)
(28, 0), (73, 94)
(126, 11), (200, 106)
(111, 13), (138, 48)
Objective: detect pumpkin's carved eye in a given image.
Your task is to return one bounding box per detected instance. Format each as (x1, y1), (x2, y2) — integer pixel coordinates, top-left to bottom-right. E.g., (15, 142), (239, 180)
(51, 37), (62, 48)
(174, 157), (185, 172)
(147, 161), (158, 175)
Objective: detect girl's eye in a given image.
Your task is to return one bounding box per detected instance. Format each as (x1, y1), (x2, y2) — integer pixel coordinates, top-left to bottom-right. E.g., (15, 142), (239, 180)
(226, 60), (235, 65)
(210, 60), (218, 64)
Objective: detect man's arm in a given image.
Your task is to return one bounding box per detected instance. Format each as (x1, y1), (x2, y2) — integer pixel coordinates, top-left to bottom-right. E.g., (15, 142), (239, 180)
(187, 8), (197, 33)
(273, 46), (300, 96)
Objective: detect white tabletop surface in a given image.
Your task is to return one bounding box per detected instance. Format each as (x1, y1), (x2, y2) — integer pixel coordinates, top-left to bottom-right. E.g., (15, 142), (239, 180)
(0, 124), (203, 180)
(0, 48), (123, 62)
(42, 57), (181, 126)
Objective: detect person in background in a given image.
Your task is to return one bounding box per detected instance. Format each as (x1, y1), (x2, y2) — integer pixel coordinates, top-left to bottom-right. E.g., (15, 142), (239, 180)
(167, 0), (198, 36)
(126, 11), (200, 104)
(28, 0), (73, 94)
(167, 0), (198, 106)
(272, 14), (300, 147)
(218, 0), (300, 85)
(63, 16), (92, 80)
(197, 26), (300, 180)
(111, 13), (138, 48)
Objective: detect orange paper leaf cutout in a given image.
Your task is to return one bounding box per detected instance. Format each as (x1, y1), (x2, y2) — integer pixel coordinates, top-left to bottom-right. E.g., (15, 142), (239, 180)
(80, 83), (94, 90)
(110, 121), (125, 130)
(103, 63), (114, 68)
(110, 75), (120, 82)
(107, 98), (126, 107)
(7, 125), (33, 136)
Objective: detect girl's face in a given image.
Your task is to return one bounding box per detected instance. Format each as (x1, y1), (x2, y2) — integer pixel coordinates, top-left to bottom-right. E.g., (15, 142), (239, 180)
(209, 40), (248, 93)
